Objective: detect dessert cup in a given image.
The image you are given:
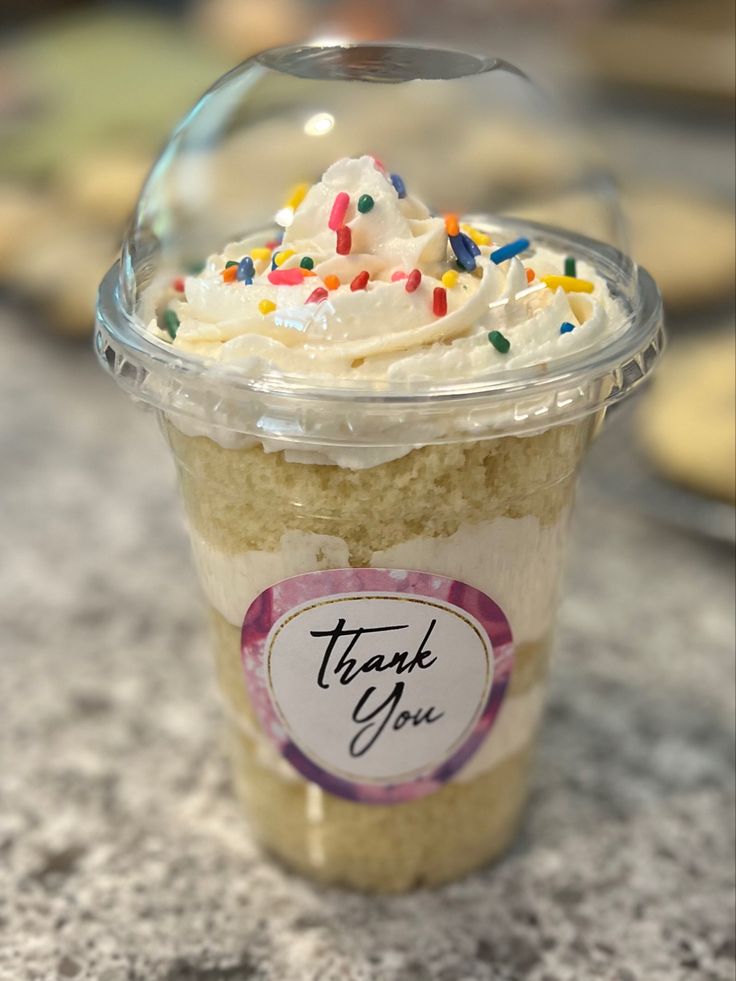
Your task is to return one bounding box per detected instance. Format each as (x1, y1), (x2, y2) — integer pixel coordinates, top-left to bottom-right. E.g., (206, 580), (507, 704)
(95, 42), (664, 893)
(163, 420), (590, 891)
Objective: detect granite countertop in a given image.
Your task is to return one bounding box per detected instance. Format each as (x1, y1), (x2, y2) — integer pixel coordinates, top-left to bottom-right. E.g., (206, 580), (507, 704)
(1, 308), (734, 981)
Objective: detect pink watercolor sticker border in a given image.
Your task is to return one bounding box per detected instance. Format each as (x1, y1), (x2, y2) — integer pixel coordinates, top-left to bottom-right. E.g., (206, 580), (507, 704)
(241, 568), (514, 804)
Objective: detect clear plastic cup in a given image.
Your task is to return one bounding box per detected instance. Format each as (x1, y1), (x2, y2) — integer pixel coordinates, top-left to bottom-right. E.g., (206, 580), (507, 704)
(95, 44), (664, 892)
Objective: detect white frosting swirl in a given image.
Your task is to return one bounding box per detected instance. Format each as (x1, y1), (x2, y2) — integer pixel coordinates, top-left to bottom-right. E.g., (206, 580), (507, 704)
(153, 156), (624, 467)
(157, 156), (620, 380)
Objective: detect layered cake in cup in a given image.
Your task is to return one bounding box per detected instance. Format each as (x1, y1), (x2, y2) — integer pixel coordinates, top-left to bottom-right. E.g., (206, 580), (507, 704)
(96, 50), (663, 893)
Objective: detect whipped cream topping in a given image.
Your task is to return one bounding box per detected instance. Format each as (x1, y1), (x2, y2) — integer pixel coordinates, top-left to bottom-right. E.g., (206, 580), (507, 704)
(154, 156), (623, 384)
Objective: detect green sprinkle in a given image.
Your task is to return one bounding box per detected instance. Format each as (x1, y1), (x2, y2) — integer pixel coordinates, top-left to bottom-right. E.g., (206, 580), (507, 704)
(488, 330), (510, 354)
(187, 260), (206, 274)
(225, 260), (239, 269)
(300, 256), (314, 270)
(358, 194), (375, 214)
(163, 309), (180, 339)
(564, 256), (576, 277)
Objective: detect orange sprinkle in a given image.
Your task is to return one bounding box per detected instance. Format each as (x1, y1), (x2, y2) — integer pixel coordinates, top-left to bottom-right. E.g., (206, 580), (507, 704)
(301, 268), (317, 277)
(526, 268), (536, 283)
(444, 213), (460, 237)
(222, 266), (237, 283)
(324, 274), (340, 290)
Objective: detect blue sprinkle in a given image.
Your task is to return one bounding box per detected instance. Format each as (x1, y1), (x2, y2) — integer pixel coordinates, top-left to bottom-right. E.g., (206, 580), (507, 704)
(460, 232), (481, 256)
(271, 251), (281, 270)
(490, 237), (530, 264)
(390, 173), (407, 198)
(237, 256), (255, 283)
(560, 321), (576, 334)
(449, 233), (476, 272)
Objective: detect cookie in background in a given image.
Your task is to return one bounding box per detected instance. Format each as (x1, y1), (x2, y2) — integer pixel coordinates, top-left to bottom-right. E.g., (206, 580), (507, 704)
(639, 332), (736, 505)
(0, 10), (231, 336)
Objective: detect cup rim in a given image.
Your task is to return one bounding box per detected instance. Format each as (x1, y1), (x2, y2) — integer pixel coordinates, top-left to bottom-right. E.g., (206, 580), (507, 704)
(97, 219), (664, 432)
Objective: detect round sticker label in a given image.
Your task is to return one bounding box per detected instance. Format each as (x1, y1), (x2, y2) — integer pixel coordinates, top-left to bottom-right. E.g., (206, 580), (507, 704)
(241, 569), (513, 803)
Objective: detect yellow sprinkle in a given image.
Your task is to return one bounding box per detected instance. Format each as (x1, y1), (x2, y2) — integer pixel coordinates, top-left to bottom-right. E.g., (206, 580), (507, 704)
(441, 269), (459, 288)
(541, 274), (594, 294)
(285, 182), (308, 211)
(273, 249), (295, 267)
(250, 248), (271, 262)
(258, 299), (276, 315)
(461, 223), (491, 246)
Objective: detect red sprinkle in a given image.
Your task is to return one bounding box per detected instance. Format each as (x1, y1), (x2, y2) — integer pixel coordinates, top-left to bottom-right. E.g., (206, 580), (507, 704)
(268, 268), (304, 286)
(172, 276), (185, 293)
(350, 270), (370, 291)
(336, 226), (352, 255)
(433, 286), (447, 316)
(405, 269), (422, 293)
(306, 286), (329, 304)
(391, 270), (407, 282)
(328, 192), (350, 231)
(264, 239), (281, 250)
(372, 156), (386, 172)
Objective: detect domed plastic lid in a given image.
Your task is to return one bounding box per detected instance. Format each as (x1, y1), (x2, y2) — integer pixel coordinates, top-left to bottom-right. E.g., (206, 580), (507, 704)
(96, 42), (663, 447)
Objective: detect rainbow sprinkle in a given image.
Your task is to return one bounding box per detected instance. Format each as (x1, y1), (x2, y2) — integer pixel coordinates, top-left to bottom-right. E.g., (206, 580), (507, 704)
(461, 224), (491, 246)
(250, 247), (271, 262)
(391, 270), (408, 282)
(564, 256), (577, 277)
(300, 256), (314, 270)
(541, 274), (594, 294)
(390, 173), (407, 198)
(461, 232), (480, 257)
(441, 269), (459, 288)
(222, 266), (238, 283)
(525, 268), (536, 284)
(336, 226), (352, 255)
(358, 194), (374, 213)
(258, 299), (276, 315)
(328, 192), (350, 231)
(560, 321), (576, 334)
(273, 249), (295, 268)
(449, 233), (476, 272)
(444, 214), (460, 237)
(306, 286), (329, 304)
(163, 309), (179, 339)
(237, 256), (254, 283)
(488, 330), (510, 354)
(324, 274), (340, 290)
(405, 269), (422, 293)
(433, 287), (447, 317)
(490, 238), (529, 264)
(267, 268), (303, 286)
(350, 270), (370, 291)
(285, 182), (308, 211)
(172, 277), (185, 293)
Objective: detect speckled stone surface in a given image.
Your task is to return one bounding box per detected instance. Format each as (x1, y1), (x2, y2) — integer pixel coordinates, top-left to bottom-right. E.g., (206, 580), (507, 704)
(1, 309), (734, 981)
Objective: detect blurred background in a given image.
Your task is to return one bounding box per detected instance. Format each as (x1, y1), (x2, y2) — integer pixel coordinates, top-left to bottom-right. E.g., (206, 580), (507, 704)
(0, 4), (734, 978)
